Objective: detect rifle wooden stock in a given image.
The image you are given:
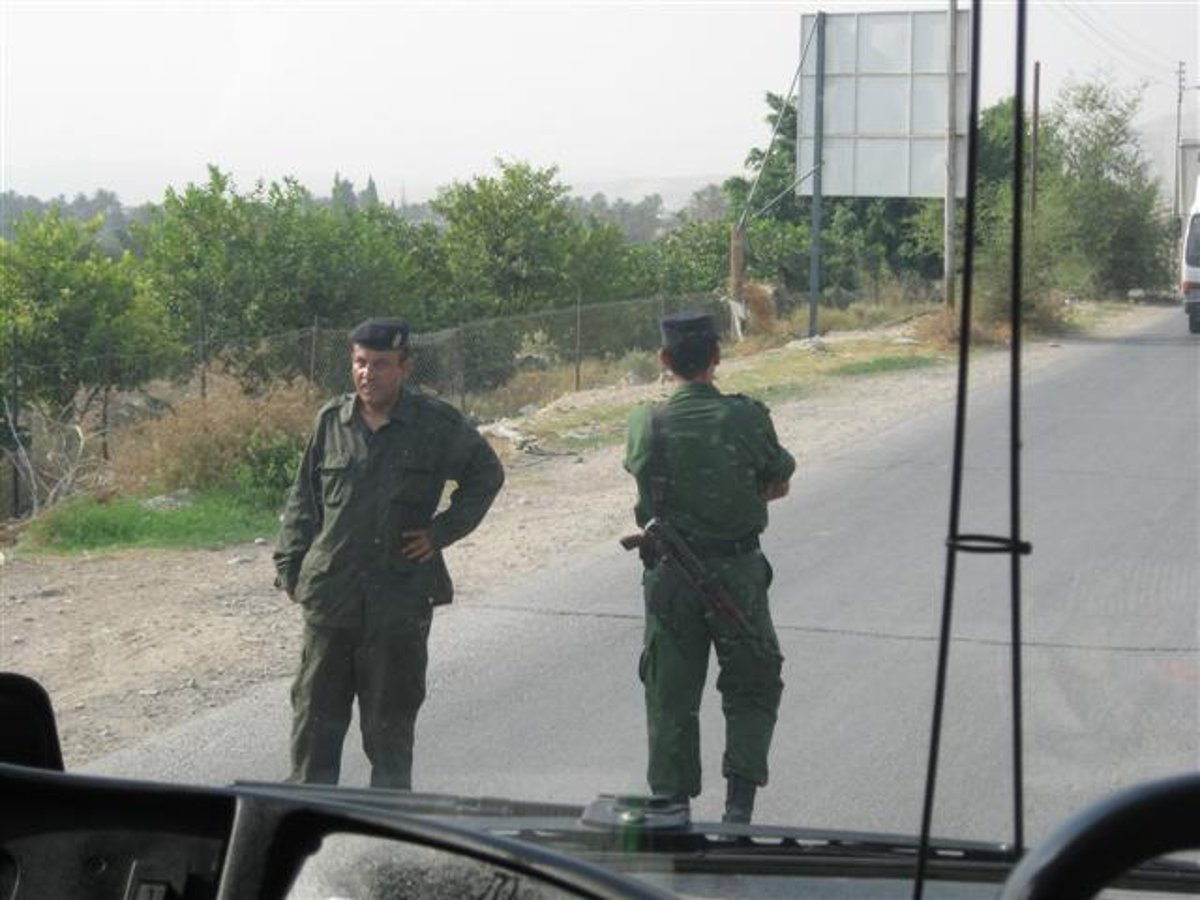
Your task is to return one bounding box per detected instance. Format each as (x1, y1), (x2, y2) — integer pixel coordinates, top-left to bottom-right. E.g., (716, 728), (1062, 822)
(619, 533), (645, 551)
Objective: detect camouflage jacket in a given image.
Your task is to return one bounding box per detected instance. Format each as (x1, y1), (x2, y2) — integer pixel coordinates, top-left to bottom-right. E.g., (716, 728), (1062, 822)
(624, 381), (795, 542)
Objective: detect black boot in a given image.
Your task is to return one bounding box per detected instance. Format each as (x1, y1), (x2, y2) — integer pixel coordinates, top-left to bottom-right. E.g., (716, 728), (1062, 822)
(722, 775), (757, 824)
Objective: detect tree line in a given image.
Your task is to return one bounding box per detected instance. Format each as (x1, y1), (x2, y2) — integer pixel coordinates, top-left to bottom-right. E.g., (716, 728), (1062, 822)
(1, 76), (1174, 433)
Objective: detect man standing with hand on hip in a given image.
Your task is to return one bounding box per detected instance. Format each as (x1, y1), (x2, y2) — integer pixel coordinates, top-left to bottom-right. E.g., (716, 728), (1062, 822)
(275, 317), (504, 789)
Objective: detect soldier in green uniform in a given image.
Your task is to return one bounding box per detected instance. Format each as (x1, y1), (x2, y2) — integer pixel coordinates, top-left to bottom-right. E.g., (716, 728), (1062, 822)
(624, 310), (795, 824)
(274, 317), (504, 789)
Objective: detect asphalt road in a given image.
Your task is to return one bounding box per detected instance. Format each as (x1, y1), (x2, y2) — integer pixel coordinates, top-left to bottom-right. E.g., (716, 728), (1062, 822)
(89, 305), (1199, 848)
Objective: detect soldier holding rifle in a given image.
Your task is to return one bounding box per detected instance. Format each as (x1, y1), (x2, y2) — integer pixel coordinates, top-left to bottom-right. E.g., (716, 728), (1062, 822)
(623, 310), (795, 825)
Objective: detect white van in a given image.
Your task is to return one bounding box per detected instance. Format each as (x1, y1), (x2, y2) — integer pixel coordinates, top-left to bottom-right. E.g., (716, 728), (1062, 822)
(1182, 177), (1200, 334)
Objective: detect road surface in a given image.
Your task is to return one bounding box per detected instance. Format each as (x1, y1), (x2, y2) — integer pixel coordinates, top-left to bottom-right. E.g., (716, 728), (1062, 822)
(89, 306), (1199, 847)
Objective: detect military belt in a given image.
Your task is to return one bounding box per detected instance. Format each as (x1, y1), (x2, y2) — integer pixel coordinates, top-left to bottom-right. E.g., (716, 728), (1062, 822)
(678, 533), (760, 558)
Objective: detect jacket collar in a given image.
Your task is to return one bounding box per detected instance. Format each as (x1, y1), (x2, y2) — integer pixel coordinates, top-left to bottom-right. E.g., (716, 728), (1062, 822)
(673, 380), (720, 399)
(338, 387), (418, 426)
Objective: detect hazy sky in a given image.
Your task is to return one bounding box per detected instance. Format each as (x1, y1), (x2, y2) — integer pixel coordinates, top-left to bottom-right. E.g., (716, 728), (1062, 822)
(1, 0), (1197, 208)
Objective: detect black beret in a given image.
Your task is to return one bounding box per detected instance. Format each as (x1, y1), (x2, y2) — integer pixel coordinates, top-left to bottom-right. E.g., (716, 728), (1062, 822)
(660, 310), (719, 348)
(349, 317), (410, 351)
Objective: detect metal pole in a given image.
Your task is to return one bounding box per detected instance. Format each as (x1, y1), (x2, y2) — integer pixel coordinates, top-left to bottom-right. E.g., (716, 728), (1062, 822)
(309, 315), (319, 385)
(730, 223), (746, 341)
(8, 323), (18, 518)
(1008, 0), (1029, 854)
(199, 292), (209, 400)
(574, 290), (583, 392)
(944, 0), (959, 309)
(808, 11), (826, 338)
(1175, 62), (1185, 223)
(1030, 62), (1040, 216)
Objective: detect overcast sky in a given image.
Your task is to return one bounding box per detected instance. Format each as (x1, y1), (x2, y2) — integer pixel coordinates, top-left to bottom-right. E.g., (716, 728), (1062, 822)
(1, 1), (1197, 209)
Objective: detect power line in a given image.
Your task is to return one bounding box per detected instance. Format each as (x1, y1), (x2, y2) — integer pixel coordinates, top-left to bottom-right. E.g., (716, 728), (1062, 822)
(1059, 0), (1178, 74)
(1046, 1), (1178, 81)
(1071, 3), (1179, 76)
(738, 19), (816, 228)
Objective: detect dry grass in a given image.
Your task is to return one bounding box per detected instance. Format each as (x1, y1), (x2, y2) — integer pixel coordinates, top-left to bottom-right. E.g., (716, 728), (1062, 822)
(110, 372), (321, 494)
(462, 352), (662, 422)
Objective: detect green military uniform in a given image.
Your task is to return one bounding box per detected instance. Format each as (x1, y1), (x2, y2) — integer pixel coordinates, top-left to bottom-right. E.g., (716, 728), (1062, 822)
(275, 386), (504, 788)
(625, 380), (795, 801)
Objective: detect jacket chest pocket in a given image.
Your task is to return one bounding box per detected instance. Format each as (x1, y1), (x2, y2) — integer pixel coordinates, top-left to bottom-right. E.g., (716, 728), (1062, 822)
(390, 452), (442, 523)
(319, 454), (355, 508)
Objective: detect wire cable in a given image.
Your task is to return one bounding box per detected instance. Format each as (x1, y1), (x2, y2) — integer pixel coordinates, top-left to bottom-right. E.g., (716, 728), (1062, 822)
(1045, 1), (1176, 80)
(738, 20), (816, 228)
(745, 165), (819, 223)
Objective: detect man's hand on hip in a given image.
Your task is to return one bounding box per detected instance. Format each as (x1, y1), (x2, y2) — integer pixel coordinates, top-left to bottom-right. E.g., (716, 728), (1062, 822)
(401, 529), (437, 562)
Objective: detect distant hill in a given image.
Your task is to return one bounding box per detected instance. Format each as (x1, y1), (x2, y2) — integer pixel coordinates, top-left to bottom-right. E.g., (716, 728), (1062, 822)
(568, 174), (731, 212)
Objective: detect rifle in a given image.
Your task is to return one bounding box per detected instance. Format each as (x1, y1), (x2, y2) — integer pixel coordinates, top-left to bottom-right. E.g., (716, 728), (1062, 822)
(619, 517), (751, 631)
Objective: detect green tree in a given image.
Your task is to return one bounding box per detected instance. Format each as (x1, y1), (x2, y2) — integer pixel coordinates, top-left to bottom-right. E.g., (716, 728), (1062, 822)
(744, 218), (808, 291)
(1042, 78), (1171, 294)
(137, 167), (257, 363)
(138, 167), (451, 358)
(330, 173), (358, 211)
(0, 209), (179, 420)
(432, 160), (579, 314)
(963, 79), (1172, 319)
(565, 218), (632, 306)
(360, 176), (381, 209)
(652, 220), (729, 295)
(573, 193), (664, 244)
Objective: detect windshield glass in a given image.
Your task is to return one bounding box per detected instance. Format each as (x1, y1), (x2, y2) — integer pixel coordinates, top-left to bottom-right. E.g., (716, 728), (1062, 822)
(1, 0), (1197, 892)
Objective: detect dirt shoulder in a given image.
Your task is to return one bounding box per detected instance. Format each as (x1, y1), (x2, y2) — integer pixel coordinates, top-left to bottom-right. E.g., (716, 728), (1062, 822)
(0, 305), (1159, 766)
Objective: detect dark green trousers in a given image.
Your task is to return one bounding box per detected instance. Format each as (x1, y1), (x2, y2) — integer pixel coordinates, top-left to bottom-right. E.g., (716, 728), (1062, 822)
(289, 607), (432, 788)
(639, 552), (784, 799)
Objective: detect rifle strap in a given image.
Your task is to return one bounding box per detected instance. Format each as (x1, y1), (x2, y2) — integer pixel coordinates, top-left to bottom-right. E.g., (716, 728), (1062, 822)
(649, 405), (670, 518)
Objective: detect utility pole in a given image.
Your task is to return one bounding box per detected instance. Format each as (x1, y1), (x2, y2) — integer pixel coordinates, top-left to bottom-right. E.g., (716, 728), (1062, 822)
(1030, 62), (1040, 216)
(729, 222), (746, 341)
(943, 0), (958, 309)
(1175, 61), (1186, 223)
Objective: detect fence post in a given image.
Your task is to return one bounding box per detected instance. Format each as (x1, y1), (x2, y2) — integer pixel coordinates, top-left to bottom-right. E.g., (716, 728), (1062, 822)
(7, 323), (19, 518)
(199, 291), (209, 400)
(574, 289), (583, 392)
(309, 315), (320, 384)
(456, 327), (467, 411)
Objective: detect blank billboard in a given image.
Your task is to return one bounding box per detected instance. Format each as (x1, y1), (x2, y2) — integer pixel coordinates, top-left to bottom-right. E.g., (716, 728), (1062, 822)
(798, 9), (970, 198)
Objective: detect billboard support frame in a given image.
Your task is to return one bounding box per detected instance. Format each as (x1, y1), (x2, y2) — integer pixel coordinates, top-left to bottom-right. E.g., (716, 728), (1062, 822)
(809, 12), (826, 338)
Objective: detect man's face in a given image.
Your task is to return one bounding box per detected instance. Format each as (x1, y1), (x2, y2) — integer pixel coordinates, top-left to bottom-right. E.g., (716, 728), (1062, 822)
(351, 344), (409, 411)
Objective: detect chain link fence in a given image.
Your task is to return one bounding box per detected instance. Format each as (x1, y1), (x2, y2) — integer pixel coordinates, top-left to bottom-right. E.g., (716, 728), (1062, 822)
(183, 293), (728, 404)
(2, 293), (730, 517)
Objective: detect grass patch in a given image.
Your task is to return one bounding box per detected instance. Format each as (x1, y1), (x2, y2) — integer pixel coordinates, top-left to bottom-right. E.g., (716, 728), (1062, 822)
(722, 339), (948, 399)
(1051, 299), (1137, 334)
(517, 339), (952, 451)
(521, 399), (639, 451)
(19, 491), (281, 554)
(831, 354), (942, 377)
(810, 301), (941, 334)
